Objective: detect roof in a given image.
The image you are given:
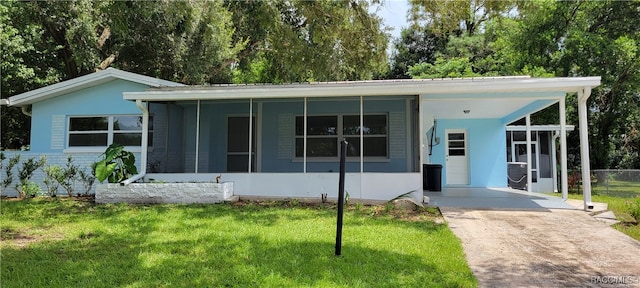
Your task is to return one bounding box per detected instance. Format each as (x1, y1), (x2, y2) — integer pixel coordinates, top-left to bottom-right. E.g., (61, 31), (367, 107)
(5, 68), (184, 107)
(123, 76), (601, 101)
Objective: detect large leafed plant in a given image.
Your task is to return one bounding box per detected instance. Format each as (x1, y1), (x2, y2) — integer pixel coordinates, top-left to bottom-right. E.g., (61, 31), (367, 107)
(94, 143), (138, 183)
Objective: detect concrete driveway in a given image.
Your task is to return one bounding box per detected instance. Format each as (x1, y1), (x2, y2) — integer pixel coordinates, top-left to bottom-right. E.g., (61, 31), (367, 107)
(442, 207), (640, 287)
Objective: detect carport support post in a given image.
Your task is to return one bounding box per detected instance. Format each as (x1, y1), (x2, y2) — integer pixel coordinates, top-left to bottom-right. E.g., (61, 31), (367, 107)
(578, 88), (594, 210)
(559, 98), (569, 200)
(335, 140), (348, 256)
(525, 115), (533, 192)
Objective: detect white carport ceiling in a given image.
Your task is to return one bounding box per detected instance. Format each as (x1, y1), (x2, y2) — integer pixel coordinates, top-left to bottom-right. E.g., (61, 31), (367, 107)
(423, 98), (548, 120)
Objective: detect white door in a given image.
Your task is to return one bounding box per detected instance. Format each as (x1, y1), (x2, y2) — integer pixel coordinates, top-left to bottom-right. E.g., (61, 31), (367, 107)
(446, 130), (469, 185)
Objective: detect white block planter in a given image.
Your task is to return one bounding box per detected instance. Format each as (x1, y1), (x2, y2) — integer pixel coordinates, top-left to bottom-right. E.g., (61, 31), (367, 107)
(95, 182), (234, 204)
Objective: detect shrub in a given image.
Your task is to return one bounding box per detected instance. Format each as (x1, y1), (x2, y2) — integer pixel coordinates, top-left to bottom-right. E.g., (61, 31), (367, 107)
(77, 169), (95, 196)
(16, 155), (46, 198)
(59, 156), (79, 197)
(43, 165), (63, 197)
(22, 181), (42, 198)
(1, 154), (20, 195)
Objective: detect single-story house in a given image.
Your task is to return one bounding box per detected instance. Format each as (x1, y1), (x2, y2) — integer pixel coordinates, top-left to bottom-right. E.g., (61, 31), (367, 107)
(1, 68), (600, 208)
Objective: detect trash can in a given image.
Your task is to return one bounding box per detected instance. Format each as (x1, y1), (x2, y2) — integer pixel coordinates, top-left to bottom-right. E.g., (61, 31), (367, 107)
(423, 164), (443, 191)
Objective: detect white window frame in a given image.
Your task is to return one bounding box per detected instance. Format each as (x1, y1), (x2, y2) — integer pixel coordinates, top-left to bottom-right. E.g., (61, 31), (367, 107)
(64, 115), (152, 153)
(294, 113), (389, 162)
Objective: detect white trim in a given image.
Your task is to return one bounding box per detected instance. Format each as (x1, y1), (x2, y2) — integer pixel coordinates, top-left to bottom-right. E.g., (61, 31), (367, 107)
(303, 97), (307, 173)
(195, 100), (201, 173)
(405, 99), (412, 172)
(63, 146), (144, 154)
(248, 98), (253, 173)
(256, 102), (263, 172)
(124, 77), (601, 102)
(8, 68), (183, 107)
(560, 99), (569, 199)
(526, 115), (533, 192)
(552, 131), (559, 192)
(578, 87), (593, 209)
(360, 96), (364, 173)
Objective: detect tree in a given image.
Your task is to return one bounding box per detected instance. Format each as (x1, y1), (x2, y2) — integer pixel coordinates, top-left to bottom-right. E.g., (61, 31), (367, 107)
(409, 0), (516, 36)
(1, 1), (244, 148)
(388, 26), (448, 79)
(107, 1), (243, 84)
(228, 0), (389, 83)
(495, 0), (640, 169)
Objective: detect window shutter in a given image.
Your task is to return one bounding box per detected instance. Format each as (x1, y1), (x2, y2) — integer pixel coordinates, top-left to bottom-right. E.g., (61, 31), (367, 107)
(388, 112), (405, 158)
(51, 115), (65, 150)
(278, 113), (294, 159)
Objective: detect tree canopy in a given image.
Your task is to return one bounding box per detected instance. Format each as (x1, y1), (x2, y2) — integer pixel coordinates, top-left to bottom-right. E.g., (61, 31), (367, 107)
(397, 0), (640, 169)
(1, 0), (390, 148)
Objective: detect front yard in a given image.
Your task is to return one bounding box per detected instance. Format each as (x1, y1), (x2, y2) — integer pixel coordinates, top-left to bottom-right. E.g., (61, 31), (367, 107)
(0, 199), (477, 288)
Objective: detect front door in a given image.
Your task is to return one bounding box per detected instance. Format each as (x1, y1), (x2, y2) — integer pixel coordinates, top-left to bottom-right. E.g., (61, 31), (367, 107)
(446, 130), (469, 185)
(227, 116), (256, 172)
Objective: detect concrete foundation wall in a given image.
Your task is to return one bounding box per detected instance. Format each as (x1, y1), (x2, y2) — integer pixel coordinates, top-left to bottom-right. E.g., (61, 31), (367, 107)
(95, 182), (234, 204)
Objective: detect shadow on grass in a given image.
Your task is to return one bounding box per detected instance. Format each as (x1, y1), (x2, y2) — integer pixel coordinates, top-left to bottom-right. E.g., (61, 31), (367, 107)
(1, 234), (473, 287)
(1, 201), (475, 287)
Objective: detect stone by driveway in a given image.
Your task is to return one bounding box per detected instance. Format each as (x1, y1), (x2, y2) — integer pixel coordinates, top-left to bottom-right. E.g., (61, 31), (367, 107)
(441, 208), (640, 287)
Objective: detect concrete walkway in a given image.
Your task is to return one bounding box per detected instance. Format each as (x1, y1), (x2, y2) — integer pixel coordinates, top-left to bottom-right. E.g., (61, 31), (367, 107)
(441, 207), (640, 287)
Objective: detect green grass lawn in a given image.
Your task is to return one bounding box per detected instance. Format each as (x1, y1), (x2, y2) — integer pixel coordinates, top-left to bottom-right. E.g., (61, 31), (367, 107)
(592, 179), (640, 198)
(562, 192), (640, 241)
(0, 199), (477, 288)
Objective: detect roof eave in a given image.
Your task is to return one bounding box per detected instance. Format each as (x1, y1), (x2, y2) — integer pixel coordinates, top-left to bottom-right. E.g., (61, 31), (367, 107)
(8, 68), (184, 107)
(124, 76), (602, 101)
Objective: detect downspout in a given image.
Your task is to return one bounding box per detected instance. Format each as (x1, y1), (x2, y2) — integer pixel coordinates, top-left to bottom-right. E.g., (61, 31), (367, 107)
(578, 87), (594, 210)
(121, 99), (149, 185)
(21, 106), (32, 117)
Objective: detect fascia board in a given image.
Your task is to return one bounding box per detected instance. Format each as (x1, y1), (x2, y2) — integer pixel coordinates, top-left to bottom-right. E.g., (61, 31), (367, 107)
(8, 68), (183, 107)
(124, 77), (602, 101)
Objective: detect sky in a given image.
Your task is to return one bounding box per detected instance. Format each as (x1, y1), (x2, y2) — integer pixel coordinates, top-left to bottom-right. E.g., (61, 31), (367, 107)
(374, 0), (410, 39)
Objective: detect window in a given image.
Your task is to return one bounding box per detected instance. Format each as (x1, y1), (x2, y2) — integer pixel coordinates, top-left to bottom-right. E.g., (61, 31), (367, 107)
(68, 115), (152, 148)
(295, 114), (388, 159)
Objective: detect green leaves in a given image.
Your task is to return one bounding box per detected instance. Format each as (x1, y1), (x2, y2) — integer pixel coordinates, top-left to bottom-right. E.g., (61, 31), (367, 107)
(93, 143), (138, 184)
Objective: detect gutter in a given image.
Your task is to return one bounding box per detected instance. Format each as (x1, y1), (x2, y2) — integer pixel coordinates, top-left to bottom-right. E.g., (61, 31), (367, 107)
(121, 99), (149, 185)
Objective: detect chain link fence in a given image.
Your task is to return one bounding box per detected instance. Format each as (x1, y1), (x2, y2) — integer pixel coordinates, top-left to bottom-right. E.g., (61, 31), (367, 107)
(569, 169), (640, 198)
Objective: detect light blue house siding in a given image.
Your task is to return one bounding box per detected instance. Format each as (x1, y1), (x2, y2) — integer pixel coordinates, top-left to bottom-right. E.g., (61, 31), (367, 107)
(148, 96), (418, 174)
(30, 79), (150, 153)
(430, 118), (508, 187)
(0, 79), (154, 197)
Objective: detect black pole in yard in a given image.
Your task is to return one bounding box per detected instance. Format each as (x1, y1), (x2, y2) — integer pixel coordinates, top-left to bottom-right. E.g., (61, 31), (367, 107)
(335, 139), (348, 256)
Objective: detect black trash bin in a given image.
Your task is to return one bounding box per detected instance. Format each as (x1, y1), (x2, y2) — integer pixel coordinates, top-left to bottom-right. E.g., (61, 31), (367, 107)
(423, 164), (443, 191)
